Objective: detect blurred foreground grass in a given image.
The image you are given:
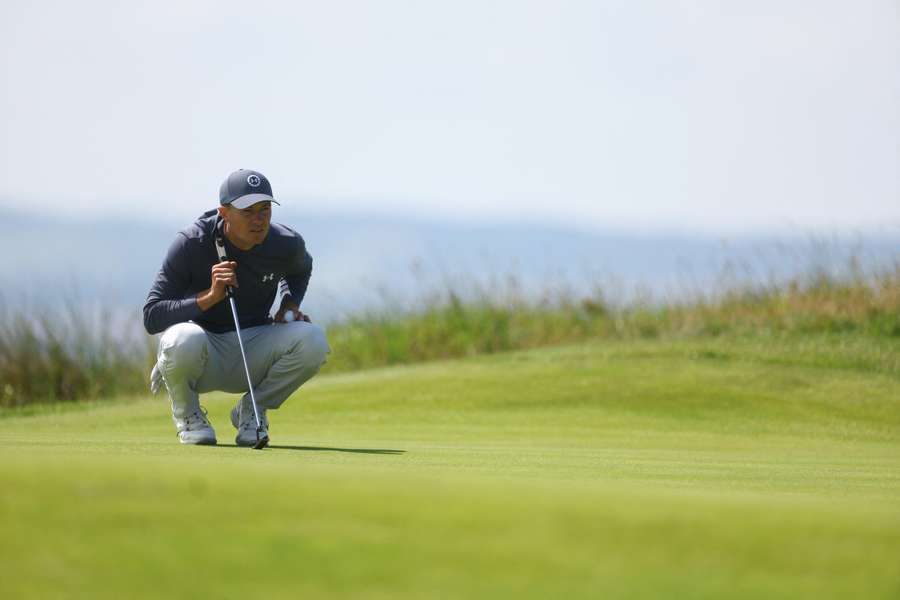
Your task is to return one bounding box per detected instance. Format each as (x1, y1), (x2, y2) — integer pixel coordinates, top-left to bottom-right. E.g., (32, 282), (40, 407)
(1, 260), (898, 406)
(0, 336), (898, 598)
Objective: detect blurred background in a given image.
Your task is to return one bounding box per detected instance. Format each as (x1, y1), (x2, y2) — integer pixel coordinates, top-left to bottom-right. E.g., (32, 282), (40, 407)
(1, 1), (898, 402)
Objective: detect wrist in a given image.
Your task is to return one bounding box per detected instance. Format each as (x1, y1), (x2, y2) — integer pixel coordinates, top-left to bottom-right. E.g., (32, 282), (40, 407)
(280, 298), (299, 311)
(197, 288), (224, 311)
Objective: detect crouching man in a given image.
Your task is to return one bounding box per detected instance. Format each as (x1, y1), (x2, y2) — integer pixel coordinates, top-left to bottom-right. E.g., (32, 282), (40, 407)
(143, 169), (329, 447)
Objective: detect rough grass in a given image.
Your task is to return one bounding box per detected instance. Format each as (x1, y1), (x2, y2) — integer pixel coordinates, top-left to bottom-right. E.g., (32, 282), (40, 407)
(1, 334), (898, 598)
(1, 263), (898, 406)
(325, 265), (900, 371)
(0, 306), (154, 406)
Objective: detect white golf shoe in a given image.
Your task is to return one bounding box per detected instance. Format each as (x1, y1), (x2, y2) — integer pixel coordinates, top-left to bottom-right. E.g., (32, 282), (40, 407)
(231, 397), (269, 448)
(174, 407), (217, 445)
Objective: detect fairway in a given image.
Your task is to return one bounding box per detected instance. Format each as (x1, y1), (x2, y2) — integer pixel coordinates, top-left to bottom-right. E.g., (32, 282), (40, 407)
(2, 335), (899, 599)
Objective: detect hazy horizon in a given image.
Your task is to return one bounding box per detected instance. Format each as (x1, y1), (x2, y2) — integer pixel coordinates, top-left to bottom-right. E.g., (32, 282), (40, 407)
(2, 208), (897, 331)
(3, 194), (900, 239)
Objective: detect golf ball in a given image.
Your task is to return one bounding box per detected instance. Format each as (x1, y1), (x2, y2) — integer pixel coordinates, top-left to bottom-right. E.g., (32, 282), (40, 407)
(284, 311), (295, 322)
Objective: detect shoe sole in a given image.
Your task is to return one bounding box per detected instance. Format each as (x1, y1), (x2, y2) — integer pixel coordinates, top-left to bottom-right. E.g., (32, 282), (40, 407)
(180, 437), (217, 446)
(235, 434), (270, 449)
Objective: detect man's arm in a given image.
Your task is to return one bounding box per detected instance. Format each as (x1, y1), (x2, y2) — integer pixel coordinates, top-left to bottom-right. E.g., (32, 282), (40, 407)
(142, 234), (203, 335)
(274, 236), (313, 322)
(281, 237), (313, 308)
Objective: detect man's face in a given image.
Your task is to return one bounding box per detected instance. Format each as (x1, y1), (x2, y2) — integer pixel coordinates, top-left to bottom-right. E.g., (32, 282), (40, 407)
(220, 201), (272, 248)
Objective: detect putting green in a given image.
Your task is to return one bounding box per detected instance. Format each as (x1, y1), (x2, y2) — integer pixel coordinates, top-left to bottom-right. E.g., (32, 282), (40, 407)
(1, 334), (899, 598)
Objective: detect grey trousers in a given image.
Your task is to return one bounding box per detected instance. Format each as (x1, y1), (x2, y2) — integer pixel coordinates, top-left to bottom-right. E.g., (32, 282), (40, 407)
(151, 321), (330, 418)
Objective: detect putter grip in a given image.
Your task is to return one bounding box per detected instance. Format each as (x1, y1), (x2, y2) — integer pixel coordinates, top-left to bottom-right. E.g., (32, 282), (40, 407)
(217, 255), (235, 298)
(221, 259), (235, 298)
(215, 236), (234, 298)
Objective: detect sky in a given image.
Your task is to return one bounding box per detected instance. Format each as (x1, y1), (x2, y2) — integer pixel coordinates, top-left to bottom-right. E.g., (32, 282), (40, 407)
(1, 0), (898, 234)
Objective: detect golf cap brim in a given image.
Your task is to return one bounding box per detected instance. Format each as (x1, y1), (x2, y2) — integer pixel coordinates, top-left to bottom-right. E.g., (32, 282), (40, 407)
(228, 194), (280, 209)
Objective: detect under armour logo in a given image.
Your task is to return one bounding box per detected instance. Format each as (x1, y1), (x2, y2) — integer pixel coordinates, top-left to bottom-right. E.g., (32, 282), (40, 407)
(262, 273), (275, 282)
(247, 174), (261, 187)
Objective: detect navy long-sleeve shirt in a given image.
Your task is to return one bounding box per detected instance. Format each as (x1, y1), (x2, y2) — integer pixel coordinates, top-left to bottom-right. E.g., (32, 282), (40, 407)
(143, 209), (312, 335)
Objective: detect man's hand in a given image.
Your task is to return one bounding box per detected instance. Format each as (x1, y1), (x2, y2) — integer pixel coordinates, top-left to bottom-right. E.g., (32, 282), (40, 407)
(275, 299), (311, 323)
(197, 261), (238, 311)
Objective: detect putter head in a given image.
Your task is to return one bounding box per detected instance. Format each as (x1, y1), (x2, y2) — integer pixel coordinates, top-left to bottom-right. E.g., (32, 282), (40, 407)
(252, 429), (269, 450)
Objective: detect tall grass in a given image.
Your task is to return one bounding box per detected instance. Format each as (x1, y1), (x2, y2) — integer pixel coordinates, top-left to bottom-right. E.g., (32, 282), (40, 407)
(0, 305), (153, 408)
(323, 263), (900, 372)
(1, 261), (898, 407)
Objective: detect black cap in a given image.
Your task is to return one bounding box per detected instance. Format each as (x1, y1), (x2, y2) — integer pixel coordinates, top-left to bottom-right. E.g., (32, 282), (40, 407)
(219, 169), (280, 209)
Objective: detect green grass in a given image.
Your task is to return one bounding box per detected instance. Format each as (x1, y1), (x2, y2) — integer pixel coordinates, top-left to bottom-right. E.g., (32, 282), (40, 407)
(3, 263), (898, 407)
(1, 333), (899, 598)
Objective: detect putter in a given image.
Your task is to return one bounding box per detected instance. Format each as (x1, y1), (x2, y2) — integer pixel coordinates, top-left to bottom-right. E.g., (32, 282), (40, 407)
(216, 233), (269, 450)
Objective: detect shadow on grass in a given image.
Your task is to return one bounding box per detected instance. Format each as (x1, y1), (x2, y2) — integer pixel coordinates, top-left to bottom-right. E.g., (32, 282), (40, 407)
(218, 443), (405, 455)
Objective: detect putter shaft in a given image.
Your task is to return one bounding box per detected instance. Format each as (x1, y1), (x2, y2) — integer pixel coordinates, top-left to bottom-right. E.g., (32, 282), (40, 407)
(228, 296), (263, 432)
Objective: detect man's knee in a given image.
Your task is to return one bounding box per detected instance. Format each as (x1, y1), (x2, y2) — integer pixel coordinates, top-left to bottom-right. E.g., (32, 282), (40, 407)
(291, 323), (330, 369)
(158, 322), (208, 376)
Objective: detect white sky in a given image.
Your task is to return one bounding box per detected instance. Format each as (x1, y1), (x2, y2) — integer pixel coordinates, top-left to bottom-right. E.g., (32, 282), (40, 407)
(1, 0), (898, 233)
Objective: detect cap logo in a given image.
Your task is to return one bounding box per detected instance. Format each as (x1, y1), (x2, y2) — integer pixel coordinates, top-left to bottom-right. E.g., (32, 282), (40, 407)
(247, 174), (261, 187)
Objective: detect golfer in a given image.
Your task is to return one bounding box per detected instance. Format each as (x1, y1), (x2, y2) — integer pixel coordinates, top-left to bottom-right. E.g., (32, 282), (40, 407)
(143, 169), (330, 446)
